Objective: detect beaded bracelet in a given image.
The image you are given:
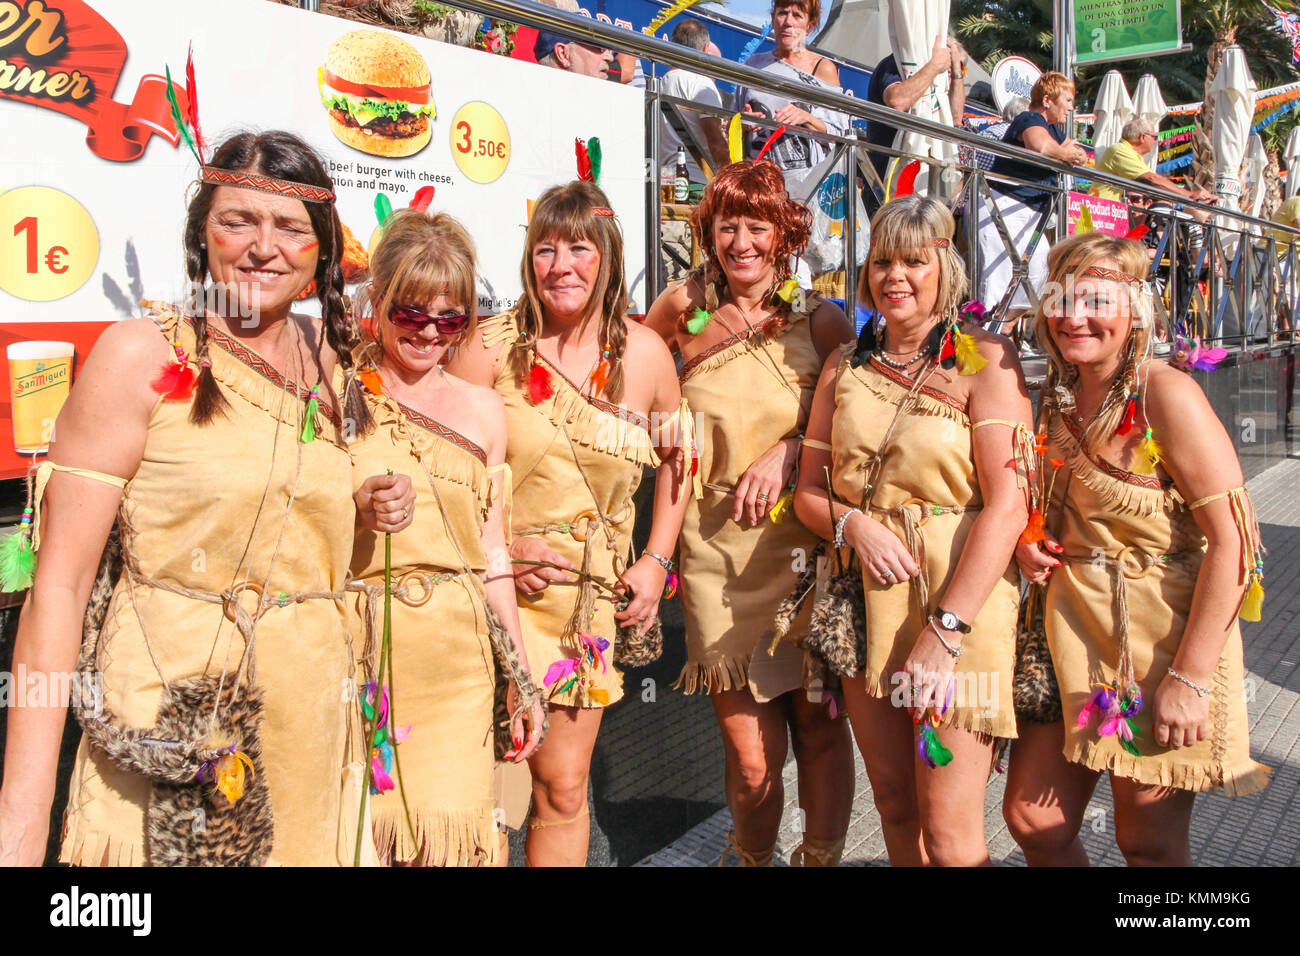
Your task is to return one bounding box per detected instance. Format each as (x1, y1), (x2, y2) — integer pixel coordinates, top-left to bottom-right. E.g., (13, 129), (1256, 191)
(1166, 666), (1210, 698)
(833, 508), (862, 549)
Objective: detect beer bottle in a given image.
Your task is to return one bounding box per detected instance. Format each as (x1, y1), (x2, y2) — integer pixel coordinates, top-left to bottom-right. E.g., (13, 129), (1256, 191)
(674, 148), (689, 203)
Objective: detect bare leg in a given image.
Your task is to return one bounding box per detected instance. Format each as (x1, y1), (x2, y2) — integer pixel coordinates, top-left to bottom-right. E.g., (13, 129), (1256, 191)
(840, 673), (926, 865)
(1112, 775), (1196, 867)
(786, 690), (854, 861)
(1002, 721), (1099, 866)
(525, 704), (603, 867)
(709, 687), (789, 861)
(915, 724), (996, 866)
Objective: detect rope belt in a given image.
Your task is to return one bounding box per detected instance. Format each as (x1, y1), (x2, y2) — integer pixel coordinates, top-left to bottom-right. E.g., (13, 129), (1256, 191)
(868, 498), (981, 613)
(1057, 547), (1196, 690)
(347, 569), (474, 670)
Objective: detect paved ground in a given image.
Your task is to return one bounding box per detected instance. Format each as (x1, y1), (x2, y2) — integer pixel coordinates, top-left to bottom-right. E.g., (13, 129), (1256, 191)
(636, 457), (1300, 867)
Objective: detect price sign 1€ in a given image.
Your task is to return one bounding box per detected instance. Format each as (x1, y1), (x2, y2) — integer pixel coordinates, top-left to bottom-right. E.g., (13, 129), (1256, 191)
(0, 186), (99, 302)
(451, 101), (511, 184)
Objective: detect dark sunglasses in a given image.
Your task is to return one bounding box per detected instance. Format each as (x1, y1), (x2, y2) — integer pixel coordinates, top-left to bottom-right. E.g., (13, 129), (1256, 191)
(387, 305), (471, 335)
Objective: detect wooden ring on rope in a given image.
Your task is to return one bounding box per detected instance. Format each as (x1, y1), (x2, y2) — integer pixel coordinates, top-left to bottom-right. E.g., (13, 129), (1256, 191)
(569, 510), (598, 542)
(223, 580), (267, 623)
(397, 570), (434, 607)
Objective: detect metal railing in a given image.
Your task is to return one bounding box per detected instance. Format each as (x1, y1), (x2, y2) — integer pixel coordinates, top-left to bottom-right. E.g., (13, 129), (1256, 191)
(422, 0), (1300, 350)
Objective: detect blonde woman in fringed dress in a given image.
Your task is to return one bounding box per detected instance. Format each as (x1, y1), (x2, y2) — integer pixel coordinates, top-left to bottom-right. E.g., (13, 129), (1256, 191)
(794, 195), (1031, 866)
(645, 160), (855, 867)
(1004, 234), (1270, 866)
(448, 181), (692, 866)
(345, 209), (545, 866)
(0, 132), (413, 867)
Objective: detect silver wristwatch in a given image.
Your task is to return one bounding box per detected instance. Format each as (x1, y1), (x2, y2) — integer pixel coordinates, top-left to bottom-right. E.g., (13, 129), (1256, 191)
(933, 607), (972, 635)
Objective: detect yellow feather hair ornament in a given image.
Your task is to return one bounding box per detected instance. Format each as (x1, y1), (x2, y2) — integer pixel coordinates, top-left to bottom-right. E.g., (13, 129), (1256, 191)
(728, 113), (744, 165)
(953, 326), (987, 375)
(1134, 427), (1162, 475)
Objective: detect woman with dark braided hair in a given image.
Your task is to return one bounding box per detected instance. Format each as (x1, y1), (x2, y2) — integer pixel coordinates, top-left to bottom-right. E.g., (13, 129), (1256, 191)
(645, 160), (856, 866)
(448, 180), (691, 866)
(0, 130), (413, 866)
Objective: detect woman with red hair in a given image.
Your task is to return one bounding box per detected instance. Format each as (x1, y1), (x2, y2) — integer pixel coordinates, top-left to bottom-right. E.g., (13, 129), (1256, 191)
(646, 160), (856, 865)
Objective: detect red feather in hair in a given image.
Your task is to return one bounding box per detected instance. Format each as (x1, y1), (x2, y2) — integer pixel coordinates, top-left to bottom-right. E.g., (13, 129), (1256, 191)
(754, 124), (787, 164)
(529, 362), (555, 403)
(409, 185), (436, 212)
(894, 161), (921, 198)
(185, 44), (205, 160)
(576, 138), (593, 182)
(1125, 224), (1150, 241)
(151, 362), (197, 400)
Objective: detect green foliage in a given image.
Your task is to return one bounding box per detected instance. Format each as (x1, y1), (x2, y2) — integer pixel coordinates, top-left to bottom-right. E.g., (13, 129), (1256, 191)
(953, 1), (1053, 73)
(411, 1), (455, 23)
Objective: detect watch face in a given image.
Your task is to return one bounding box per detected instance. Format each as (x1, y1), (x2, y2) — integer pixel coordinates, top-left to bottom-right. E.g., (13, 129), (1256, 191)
(940, 612), (958, 630)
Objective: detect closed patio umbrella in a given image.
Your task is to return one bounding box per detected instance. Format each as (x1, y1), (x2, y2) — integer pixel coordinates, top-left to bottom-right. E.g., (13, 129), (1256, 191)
(1133, 74), (1168, 167)
(1211, 45), (1257, 215)
(886, 0), (956, 197)
(1092, 71), (1134, 163)
(1284, 125), (1300, 199)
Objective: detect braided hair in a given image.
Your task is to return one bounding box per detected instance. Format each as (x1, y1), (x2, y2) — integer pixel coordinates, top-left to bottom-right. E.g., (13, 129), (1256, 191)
(181, 130), (372, 434)
(513, 181), (630, 402)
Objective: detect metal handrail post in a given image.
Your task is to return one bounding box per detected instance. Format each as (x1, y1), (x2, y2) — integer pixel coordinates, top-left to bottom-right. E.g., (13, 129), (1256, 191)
(647, 75), (662, 303)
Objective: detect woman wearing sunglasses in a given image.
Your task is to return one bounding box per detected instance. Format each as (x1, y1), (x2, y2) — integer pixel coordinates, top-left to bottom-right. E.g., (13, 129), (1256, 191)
(348, 208), (545, 866)
(449, 181), (692, 866)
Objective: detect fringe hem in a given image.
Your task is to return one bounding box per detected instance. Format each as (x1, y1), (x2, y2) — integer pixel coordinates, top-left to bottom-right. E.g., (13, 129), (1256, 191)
(846, 359), (970, 425)
(1064, 738), (1272, 795)
(673, 654), (751, 696)
(371, 804), (500, 867)
(860, 669), (1018, 739)
(1050, 416), (1172, 517)
(679, 310), (809, 384)
(59, 825), (143, 868)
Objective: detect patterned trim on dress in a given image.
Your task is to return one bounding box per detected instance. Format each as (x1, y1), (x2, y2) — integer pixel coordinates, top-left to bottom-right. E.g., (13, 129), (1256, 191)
(868, 357), (969, 414)
(194, 317), (342, 427)
(679, 313), (787, 380)
(536, 354), (651, 433)
(392, 397), (488, 464)
(1062, 413), (1166, 490)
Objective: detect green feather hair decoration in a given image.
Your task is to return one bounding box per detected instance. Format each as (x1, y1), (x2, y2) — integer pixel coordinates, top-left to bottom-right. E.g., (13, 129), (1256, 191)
(587, 137), (602, 186)
(374, 192), (394, 229)
(301, 386), (320, 444)
(164, 66), (202, 166)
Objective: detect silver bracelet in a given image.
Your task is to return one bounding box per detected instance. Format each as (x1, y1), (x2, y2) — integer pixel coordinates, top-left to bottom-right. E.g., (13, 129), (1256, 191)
(927, 616), (964, 659)
(1166, 666), (1210, 698)
(833, 508), (862, 549)
(643, 550), (676, 573)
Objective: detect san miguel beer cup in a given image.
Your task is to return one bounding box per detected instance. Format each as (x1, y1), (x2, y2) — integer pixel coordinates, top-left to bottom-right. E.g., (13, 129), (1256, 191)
(7, 341), (74, 454)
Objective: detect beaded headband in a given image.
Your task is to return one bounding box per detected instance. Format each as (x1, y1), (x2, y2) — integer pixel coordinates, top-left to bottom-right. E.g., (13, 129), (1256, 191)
(592, 207), (616, 217)
(929, 238), (950, 247)
(1080, 265), (1141, 286)
(201, 166), (335, 204)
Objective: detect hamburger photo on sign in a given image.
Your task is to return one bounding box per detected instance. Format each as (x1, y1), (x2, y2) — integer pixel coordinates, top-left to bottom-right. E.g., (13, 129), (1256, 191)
(320, 30), (435, 157)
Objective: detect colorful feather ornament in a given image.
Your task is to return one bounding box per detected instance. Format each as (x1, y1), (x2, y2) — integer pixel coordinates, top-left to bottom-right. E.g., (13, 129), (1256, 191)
(183, 45), (206, 160)
(1019, 507), (1046, 545)
(528, 356), (555, 404)
(357, 365), (384, 396)
(1075, 203), (1095, 235)
(892, 160), (921, 199)
(768, 489), (794, 524)
(959, 299), (987, 323)
(0, 505), (36, 592)
(952, 325), (986, 375)
(642, 0), (707, 36)
(301, 385), (320, 443)
(590, 340), (612, 393)
(374, 192), (394, 228)
(576, 138), (593, 183)
(151, 338), (197, 400)
(728, 113), (744, 165)
(1117, 393), (1137, 435)
(754, 124), (787, 164)
(1241, 572), (1264, 622)
(915, 681), (955, 768)
(408, 185), (436, 212)
(686, 308), (712, 334)
(662, 571), (679, 600)
(1172, 336), (1228, 372)
(1077, 684), (1142, 757)
(1134, 427), (1161, 475)
(361, 683), (412, 795)
(1125, 224), (1150, 241)
(586, 137), (602, 185)
(163, 67), (201, 165)
(197, 747), (255, 804)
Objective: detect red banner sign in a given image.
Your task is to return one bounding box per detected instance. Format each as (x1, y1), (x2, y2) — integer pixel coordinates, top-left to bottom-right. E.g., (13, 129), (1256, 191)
(0, 0), (183, 161)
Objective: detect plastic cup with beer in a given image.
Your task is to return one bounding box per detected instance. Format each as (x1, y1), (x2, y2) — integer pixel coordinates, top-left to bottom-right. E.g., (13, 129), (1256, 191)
(7, 340), (74, 454)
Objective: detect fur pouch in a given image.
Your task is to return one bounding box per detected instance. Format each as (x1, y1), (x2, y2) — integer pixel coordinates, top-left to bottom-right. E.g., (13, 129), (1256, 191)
(1012, 585), (1062, 723)
(802, 550), (866, 678)
(613, 612), (663, 668)
(486, 606), (546, 759)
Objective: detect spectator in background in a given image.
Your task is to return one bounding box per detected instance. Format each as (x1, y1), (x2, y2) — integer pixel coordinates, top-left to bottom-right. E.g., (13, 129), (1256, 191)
(977, 71), (1087, 328)
(659, 19), (731, 179)
(974, 96), (1029, 172)
(534, 30), (613, 78)
(865, 36), (967, 185)
(1092, 118), (1215, 206)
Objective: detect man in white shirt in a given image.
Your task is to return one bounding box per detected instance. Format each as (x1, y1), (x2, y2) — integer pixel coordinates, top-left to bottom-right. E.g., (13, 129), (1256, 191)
(658, 19), (730, 181)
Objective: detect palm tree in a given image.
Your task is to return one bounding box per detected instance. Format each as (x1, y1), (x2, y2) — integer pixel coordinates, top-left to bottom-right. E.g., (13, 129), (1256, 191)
(953, 0), (1053, 73)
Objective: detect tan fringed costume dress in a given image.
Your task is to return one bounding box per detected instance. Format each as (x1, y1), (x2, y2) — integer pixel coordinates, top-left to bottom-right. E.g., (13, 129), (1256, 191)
(59, 305), (357, 866)
(1043, 411), (1270, 793)
(675, 296), (824, 698)
(347, 384), (502, 865)
(827, 351), (1019, 738)
(479, 310), (662, 708)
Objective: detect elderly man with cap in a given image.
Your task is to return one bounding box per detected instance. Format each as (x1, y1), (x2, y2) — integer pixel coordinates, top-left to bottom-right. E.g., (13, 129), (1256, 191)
(535, 29), (613, 78)
(1092, 118), (1216, 205)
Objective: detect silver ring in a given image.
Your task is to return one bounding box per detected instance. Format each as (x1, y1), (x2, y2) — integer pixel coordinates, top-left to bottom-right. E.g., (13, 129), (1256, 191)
(882, 568), (893, 578)
(757, 493), (769, 501)
(401, 508), (409, 520)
